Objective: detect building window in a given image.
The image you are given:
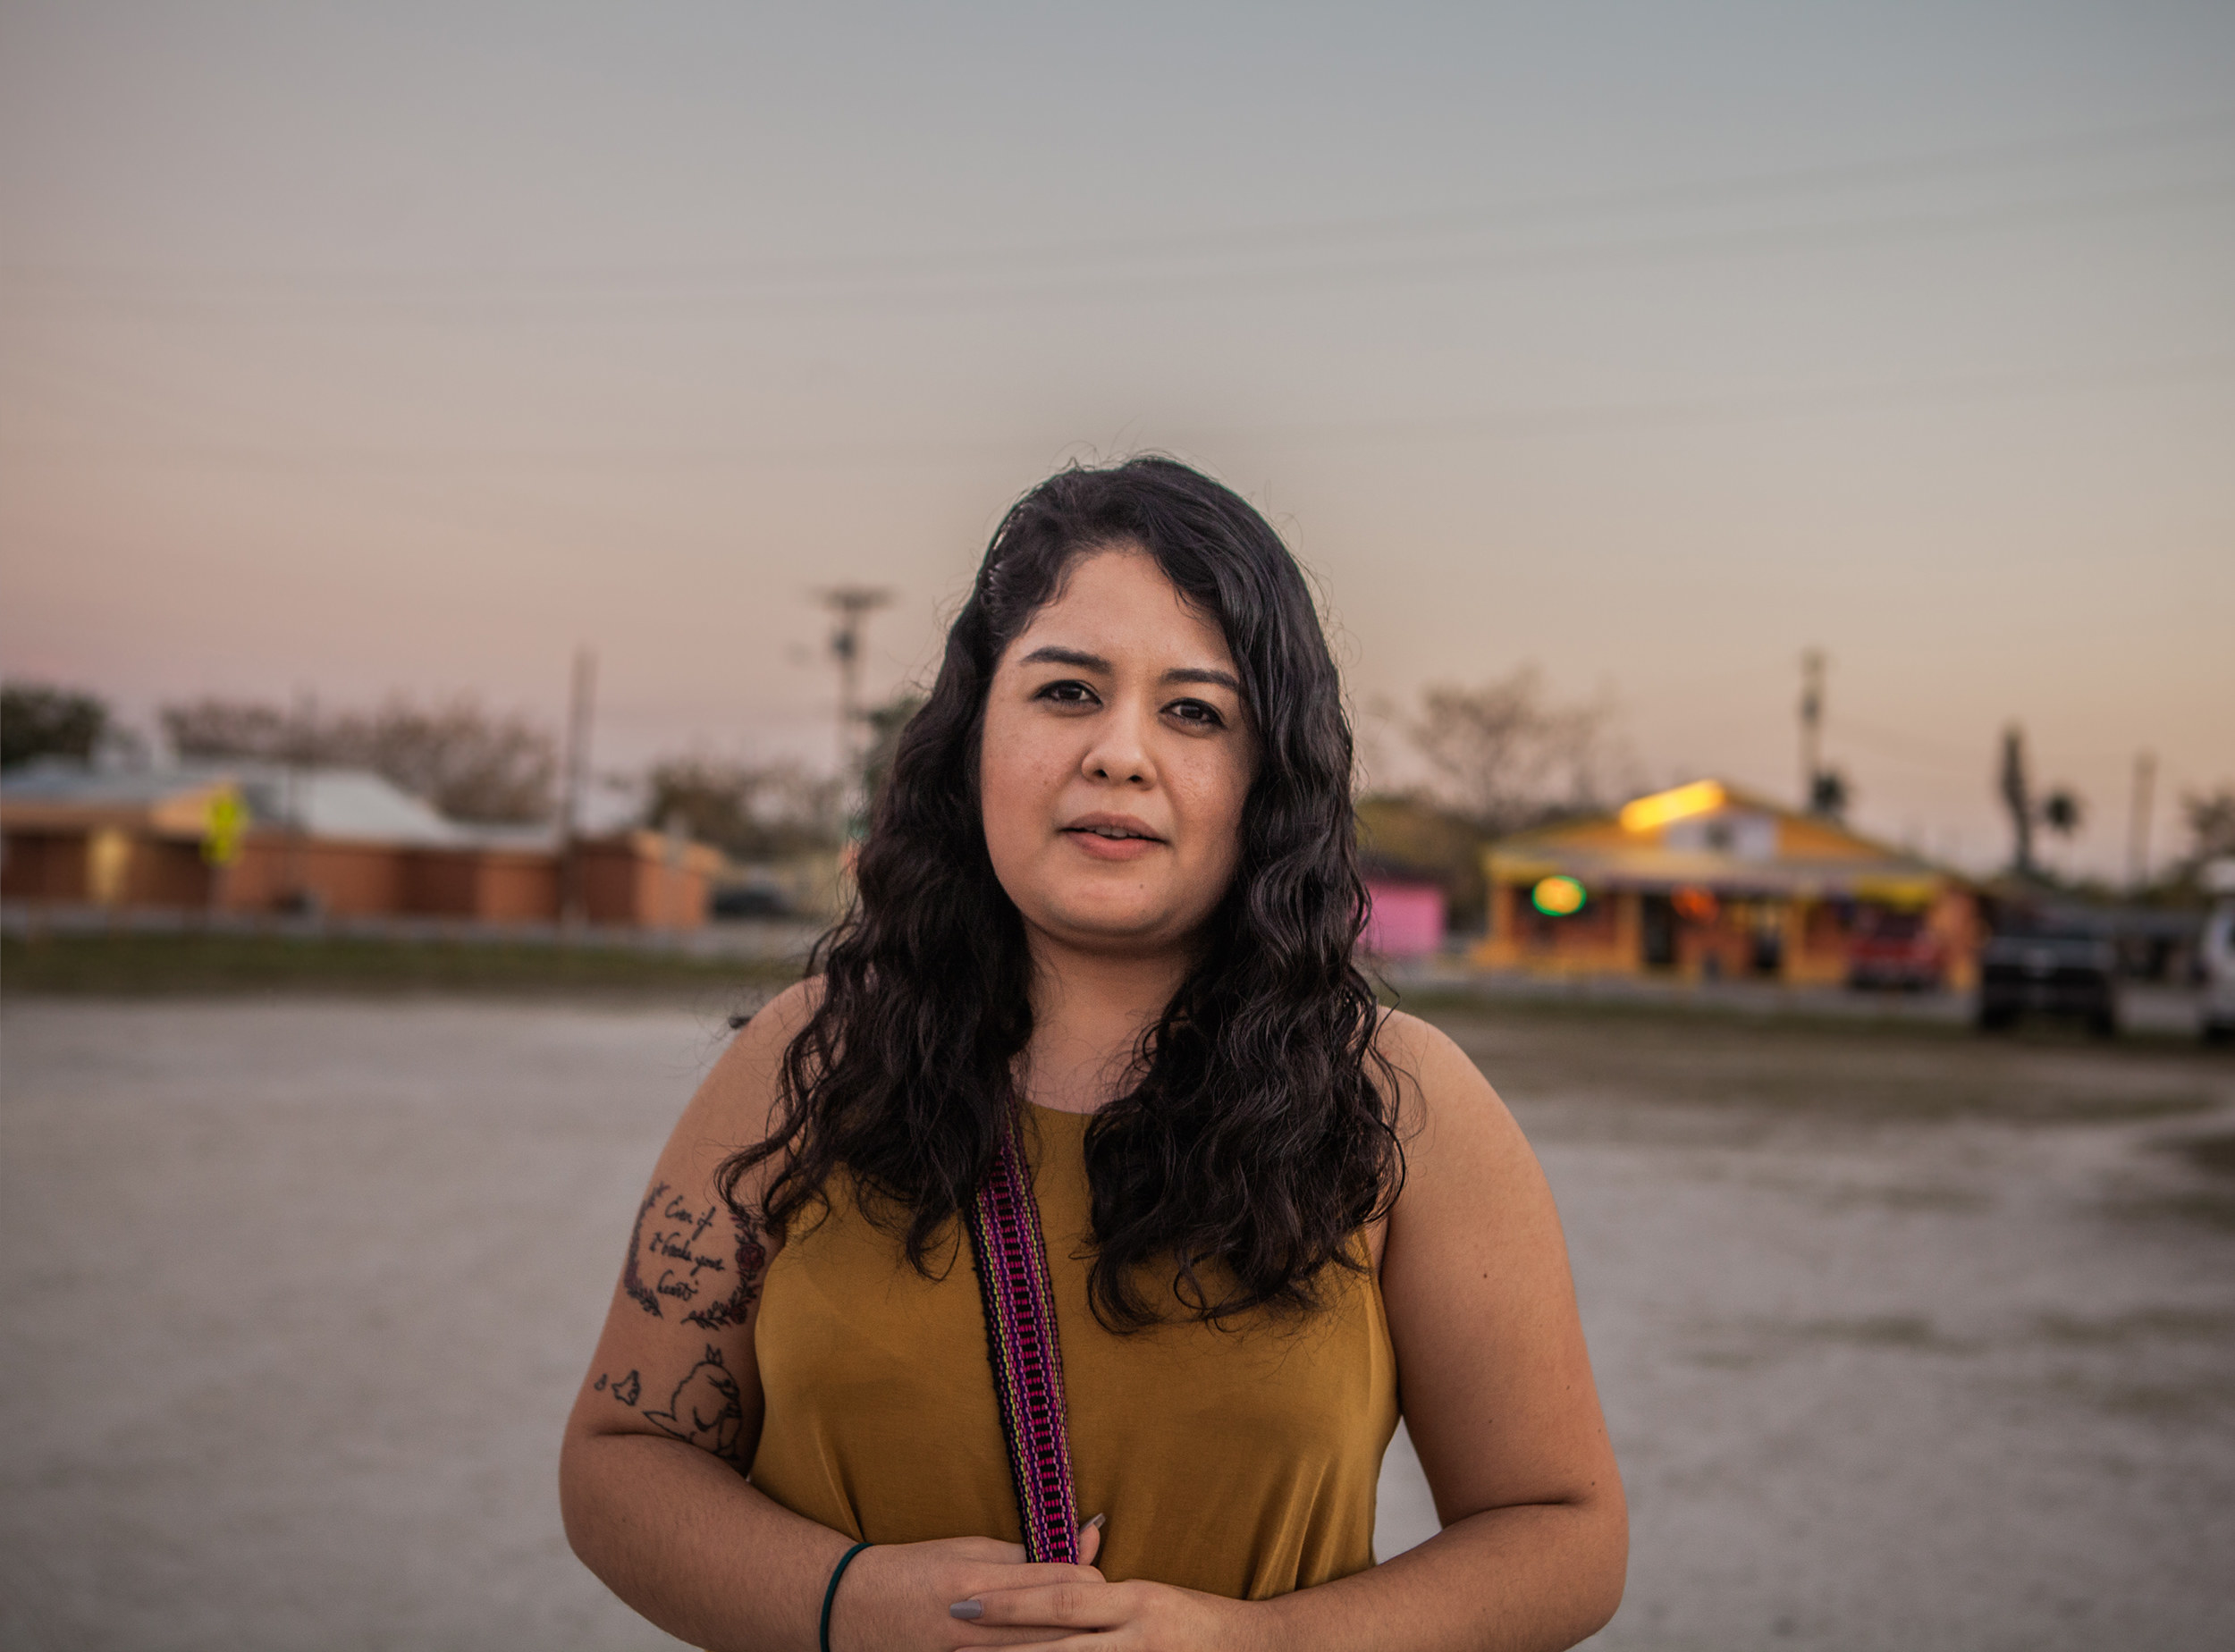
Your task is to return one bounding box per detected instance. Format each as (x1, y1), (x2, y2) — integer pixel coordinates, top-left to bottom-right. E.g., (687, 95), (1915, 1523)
(87, 829), (133, 906)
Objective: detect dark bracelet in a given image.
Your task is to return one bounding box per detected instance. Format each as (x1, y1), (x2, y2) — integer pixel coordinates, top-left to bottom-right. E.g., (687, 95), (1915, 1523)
(819, 1540), (872, 1652)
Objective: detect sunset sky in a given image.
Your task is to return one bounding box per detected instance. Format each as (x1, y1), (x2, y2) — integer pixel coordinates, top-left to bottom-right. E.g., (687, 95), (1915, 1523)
(3, 2), (2231, 876)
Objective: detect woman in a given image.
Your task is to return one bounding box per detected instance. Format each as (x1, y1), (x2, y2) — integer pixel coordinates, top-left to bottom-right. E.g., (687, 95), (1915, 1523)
(560, 457), (1625, 1650)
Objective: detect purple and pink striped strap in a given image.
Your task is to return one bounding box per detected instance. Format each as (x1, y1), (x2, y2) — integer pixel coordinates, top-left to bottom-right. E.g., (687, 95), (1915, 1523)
(964, 1117), (1082, 1565)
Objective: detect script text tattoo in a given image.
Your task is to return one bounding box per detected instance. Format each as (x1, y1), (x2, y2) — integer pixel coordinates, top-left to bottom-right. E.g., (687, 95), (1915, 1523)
(683, 1206), (768, 1331)
(624, 1184), (766, 1329)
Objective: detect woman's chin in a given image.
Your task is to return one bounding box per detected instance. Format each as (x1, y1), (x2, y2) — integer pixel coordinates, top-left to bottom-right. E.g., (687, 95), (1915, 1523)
(1030, 901), (1197, 956)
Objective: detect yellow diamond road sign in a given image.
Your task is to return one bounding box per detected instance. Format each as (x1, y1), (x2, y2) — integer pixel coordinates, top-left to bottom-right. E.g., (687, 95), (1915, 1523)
(202, 789), (247, 866)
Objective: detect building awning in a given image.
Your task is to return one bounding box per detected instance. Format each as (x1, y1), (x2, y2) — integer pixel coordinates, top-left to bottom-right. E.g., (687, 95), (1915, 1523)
(1484, 778), (1965, 906)
(1488, 846), (1949, 902)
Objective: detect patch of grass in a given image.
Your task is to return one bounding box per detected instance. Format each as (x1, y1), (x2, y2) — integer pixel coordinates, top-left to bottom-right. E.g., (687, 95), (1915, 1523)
(2172, 1131), (2235, 1179)
(0, 931), (798, 999)
(1682, 1312), (1982, 1370)
(1965, 1092), (2230, 1126)
(2030, 1308), (2235, 1347)
(1786, 1314), (1978, 1353)
(2046, 1374), (2235, 1421)
(1408, 996), (2234, 1126)
(1818, 1183), (1992, 1215)
(1682, 1348), (1772, 1371)
(1387, 982), (1975, 1044)
(2106, 1189), (2235, 1235)
(1693, 1308), (2235, 1372)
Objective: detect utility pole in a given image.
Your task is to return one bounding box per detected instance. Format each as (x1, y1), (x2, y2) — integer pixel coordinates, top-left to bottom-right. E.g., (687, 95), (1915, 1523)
(1999, 724), (2034, 878)
(819, 587), (891, 836)
(283, 687), (316, 912)
(2128, 749), (2156, 892)
(558, 647), (596, 925)
(1799, 649), (1825, 812)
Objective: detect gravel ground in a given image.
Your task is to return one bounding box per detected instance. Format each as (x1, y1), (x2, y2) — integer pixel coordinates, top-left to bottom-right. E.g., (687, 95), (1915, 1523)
(3, 997), (2231, 1651)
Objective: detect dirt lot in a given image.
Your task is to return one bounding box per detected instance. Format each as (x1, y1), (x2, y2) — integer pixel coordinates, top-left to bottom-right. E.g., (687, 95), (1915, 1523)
(3, 995), (2231, 1650)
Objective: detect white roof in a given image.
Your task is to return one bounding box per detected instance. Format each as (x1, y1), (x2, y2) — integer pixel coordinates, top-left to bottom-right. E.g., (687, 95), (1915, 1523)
(1, 759), (550, 848)
(234, 768), (466, 846)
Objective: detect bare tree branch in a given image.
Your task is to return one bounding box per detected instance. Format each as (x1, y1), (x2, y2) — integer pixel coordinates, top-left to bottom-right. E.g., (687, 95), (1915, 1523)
(642, 756), (837, 859)
(161, 695), (557, 824)
(1406, 668), (1613, 834)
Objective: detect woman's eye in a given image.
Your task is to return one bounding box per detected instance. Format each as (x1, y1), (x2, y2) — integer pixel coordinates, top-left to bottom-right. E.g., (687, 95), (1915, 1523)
(1036, 679), (1099, 706)
(1168, 699), (1226, 728)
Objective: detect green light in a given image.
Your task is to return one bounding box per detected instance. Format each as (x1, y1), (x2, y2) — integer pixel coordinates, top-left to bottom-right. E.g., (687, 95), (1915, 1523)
(1531, 875), (1587, 916)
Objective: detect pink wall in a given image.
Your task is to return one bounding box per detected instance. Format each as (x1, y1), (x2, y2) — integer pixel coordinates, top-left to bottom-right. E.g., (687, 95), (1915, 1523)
(1362, 880), (1445, 958)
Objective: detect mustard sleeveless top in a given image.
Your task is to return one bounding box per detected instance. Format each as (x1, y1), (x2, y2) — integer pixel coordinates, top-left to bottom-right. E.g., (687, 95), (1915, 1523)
(749, 1104), (1399, 1600)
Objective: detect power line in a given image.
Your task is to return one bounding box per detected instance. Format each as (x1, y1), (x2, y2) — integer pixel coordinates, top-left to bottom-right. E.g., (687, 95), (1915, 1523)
(11, 350), (2231, 476)
(4, 117), (2231, 315)
(1825, 715), (1986, 774)
(13, 178), (2231, 318)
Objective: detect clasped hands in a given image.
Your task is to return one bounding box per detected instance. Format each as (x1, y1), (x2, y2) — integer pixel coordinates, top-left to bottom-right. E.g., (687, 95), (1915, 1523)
(832, 1521), (1266, 1651)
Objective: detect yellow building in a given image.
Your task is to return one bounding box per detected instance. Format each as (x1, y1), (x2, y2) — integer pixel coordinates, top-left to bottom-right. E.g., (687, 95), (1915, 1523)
(1472, 780), (1978, 990)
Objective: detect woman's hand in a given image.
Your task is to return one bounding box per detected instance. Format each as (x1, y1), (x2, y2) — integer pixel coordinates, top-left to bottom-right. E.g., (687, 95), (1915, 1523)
(832, 1524), (1108, 1651)
(949, 1568), (1269, 1652)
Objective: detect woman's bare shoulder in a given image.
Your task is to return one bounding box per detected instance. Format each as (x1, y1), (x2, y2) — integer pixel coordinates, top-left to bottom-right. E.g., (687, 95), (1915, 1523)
(688, 976), (825, 1141)
(1371, 1005), (1530, 1188)
(1373, 1006), (1504, 1120)
(1371, 1004), (1470, 1073)
(730, 976), (825, 1057)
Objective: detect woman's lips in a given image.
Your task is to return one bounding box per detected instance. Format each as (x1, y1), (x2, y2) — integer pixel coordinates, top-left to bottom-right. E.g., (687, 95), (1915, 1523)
(1061, 825), (1164, 862)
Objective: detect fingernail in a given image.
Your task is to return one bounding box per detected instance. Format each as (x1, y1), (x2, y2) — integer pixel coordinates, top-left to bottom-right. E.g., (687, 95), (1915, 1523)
(1086, 1513), (1106, 1530)
(949, 1601), (983, 1620)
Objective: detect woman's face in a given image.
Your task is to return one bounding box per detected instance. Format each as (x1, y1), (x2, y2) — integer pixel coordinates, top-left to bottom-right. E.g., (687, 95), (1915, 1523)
(979, 546), (1256, 959)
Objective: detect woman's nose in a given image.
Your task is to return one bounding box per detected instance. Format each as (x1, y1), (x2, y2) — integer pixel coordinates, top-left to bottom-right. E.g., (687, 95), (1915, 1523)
(1081, 702), (1156, 786)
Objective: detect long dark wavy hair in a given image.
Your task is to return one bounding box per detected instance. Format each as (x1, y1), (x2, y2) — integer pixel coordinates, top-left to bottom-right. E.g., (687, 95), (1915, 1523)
(718, 456), (1402, 1328)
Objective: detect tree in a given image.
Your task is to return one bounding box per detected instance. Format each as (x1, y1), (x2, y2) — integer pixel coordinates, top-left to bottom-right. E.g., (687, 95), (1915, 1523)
(642, 756), (837, 860)
(861, 692), (928, 817)
(1407, 668), (1612, 835)
(1809, 767), (1852, 820)
(2183, 788), (2235, 865)
(346, 702), (556, 824)
(1996, 723), (2082, 878)
(160, 699), (301, 766)
(1, 682), (110, 771)
(161, 695), (557, 823)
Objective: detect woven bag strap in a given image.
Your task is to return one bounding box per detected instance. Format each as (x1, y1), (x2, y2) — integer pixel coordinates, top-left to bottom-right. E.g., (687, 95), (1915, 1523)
(963, 1116), (1082, 1564)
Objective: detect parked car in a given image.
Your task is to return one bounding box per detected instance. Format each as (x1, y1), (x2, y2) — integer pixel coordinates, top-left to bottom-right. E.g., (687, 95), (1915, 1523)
(2202, 860), (2235, 1045)
(709, 873), (791, 920)
(1845, 906), (1947, 991)
(1978, 922), (2119, 1035)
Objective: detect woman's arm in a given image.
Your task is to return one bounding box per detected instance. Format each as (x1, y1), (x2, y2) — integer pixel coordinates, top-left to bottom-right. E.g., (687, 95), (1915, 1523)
(957, 1009), (1626, 1652)
(1264, 1008), (1627, 1650)
(560, 982), (1104, 1652)
(559, 982), (847, 1650)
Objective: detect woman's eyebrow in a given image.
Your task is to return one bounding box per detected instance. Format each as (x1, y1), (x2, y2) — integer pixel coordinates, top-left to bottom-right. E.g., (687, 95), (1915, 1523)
(1163, 666), (1242, 692)
(1018, 645), (1240, 695)
(1017, 645), (1111, 673)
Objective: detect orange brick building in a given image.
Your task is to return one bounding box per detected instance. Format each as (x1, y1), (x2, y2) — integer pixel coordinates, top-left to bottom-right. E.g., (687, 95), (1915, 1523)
(0, 763), (717, 930)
